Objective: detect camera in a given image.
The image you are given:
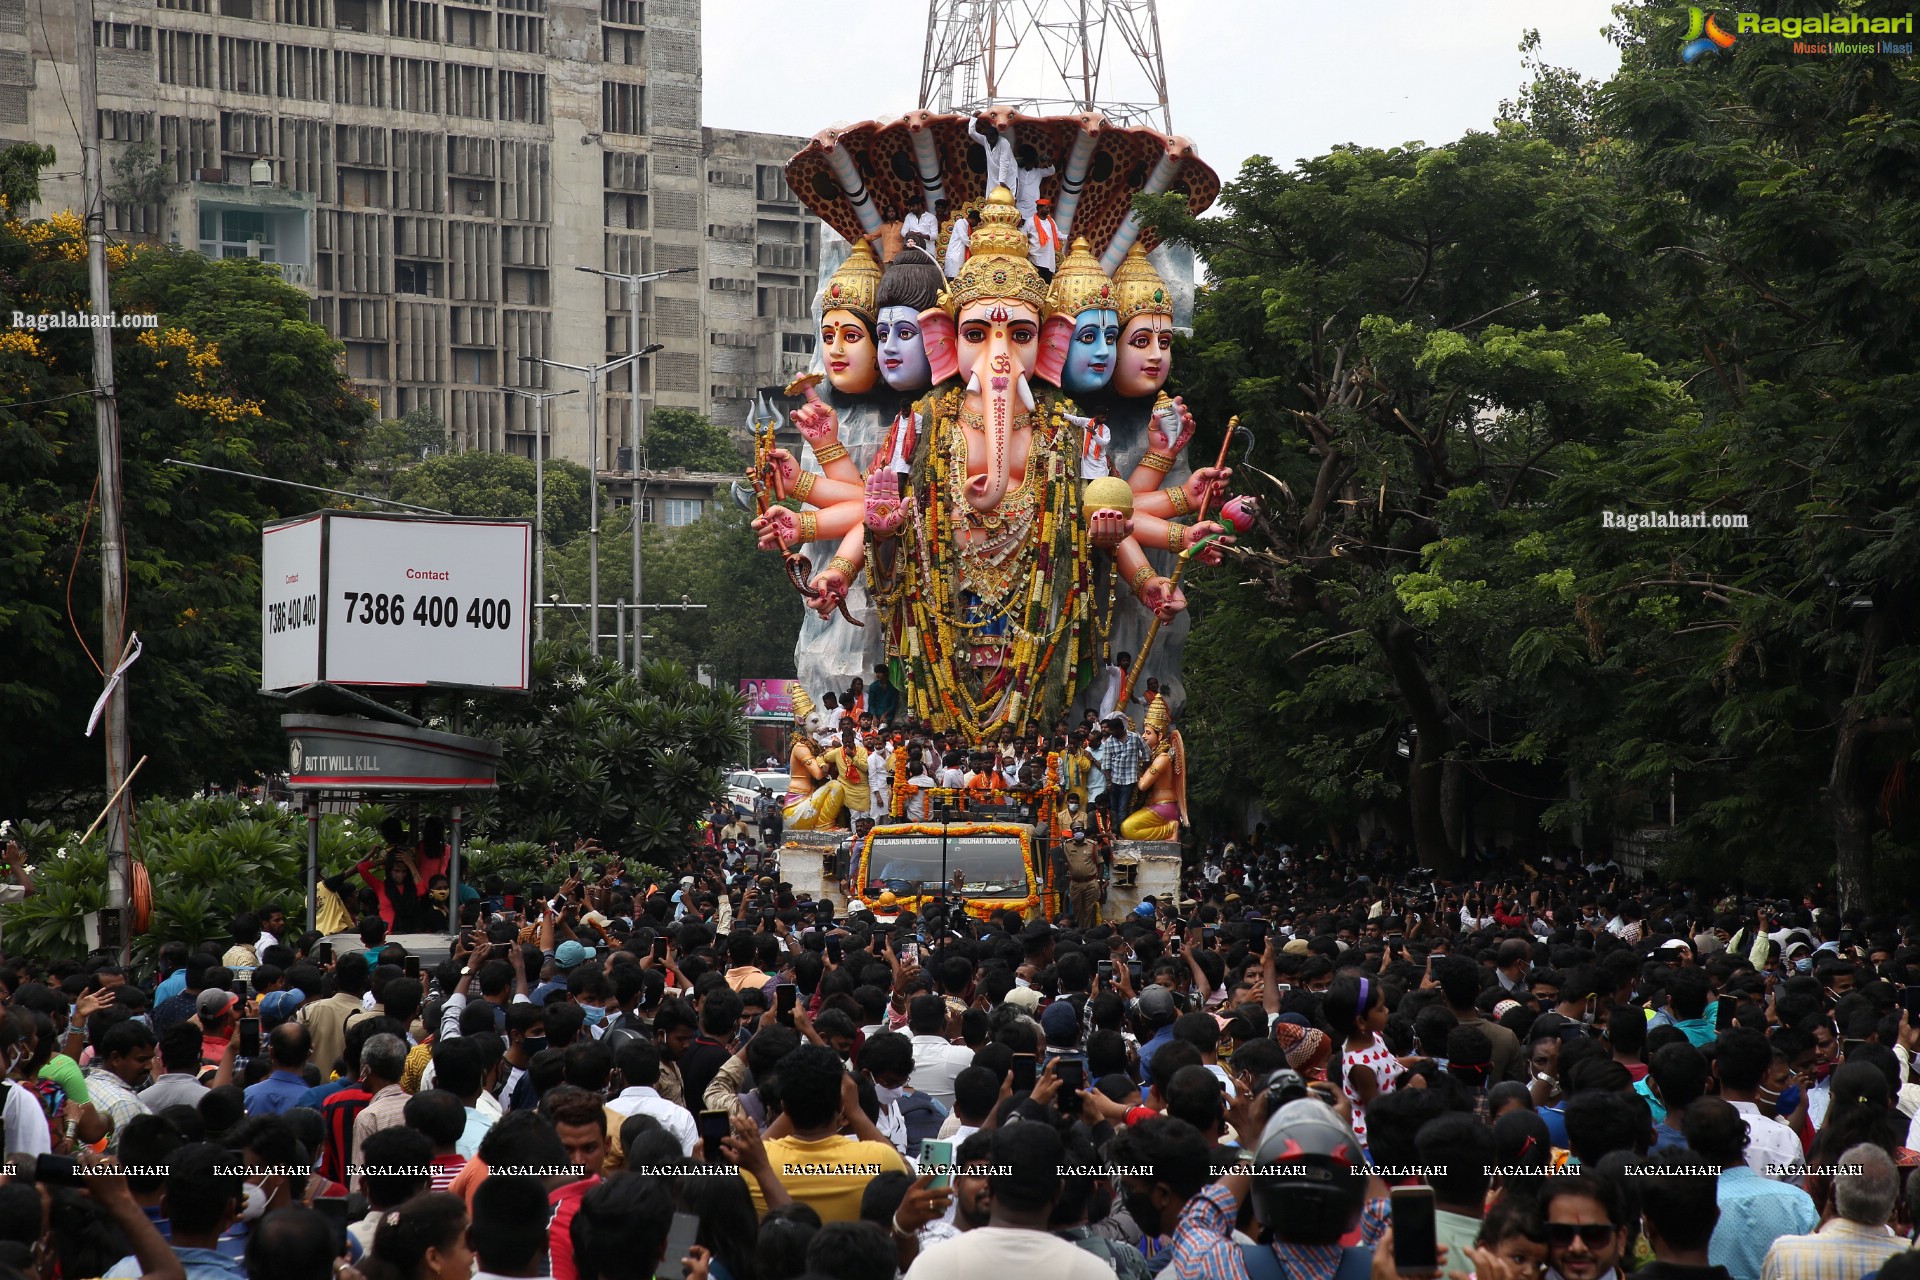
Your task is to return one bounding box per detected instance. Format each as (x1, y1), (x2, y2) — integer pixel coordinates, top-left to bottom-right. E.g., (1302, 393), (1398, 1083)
(1259, 1068), (1310, 1107)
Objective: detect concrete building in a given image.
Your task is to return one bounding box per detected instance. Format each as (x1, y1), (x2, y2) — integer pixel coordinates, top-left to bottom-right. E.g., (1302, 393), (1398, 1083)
(12, 0), (818, 488)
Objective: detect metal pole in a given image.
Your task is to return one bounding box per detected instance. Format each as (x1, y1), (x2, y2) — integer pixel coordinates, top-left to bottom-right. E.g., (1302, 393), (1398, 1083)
(534, 394), (545, 645)
(78, 0), (130, 962)
(615, 597), (626, 668)
(516, 358), (640, 661)
(629, 280), (643, 671)
(499, 386), (577, 647)
(587, 366), (600, 657)
(448, 802), (463, 938)
(304, 793), (320, 935)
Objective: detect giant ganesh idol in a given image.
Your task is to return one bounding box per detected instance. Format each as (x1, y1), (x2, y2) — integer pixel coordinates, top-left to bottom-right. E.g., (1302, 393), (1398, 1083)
(753, 111), (1238, 744)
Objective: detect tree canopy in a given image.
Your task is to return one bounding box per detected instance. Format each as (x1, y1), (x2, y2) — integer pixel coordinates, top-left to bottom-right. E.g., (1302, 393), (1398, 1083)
(1147, 6), (1920, 906)
(644, 407), (745, 473)
(0, 150), (371, 816)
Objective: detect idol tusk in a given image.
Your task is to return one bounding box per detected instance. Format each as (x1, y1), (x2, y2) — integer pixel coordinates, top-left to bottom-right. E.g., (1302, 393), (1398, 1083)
(966, 370), (981, 395)
(1016, 373), (1036, 412)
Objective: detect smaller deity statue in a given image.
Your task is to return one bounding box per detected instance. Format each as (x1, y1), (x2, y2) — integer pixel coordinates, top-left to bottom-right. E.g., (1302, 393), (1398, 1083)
(1121, 693), (1188, 842)
(783, 686), (847, 830)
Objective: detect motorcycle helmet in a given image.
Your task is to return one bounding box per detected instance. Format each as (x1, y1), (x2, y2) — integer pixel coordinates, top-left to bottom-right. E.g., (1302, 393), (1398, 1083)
(1249, 1098), (1366, 1245)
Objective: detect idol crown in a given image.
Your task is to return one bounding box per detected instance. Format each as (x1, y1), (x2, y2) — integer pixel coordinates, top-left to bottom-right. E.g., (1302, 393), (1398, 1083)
(942, 186), (1048, 317)
(1112, 243), (1173, 326)
(822, 239), (882, 330)
(1044, 237), (1114, 325)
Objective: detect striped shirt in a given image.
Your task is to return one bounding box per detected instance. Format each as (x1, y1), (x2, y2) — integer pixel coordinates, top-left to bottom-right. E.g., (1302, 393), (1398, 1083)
(1760, 1218), (1905, 1280)
(1096, 733), (1147, 790)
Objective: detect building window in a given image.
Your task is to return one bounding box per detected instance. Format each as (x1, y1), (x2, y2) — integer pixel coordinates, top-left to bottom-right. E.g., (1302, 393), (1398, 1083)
(603, 82), (644, 135)
(395, 260), (440, 295)
(662, 498), (704, 527)
(95, 22), (153, 49)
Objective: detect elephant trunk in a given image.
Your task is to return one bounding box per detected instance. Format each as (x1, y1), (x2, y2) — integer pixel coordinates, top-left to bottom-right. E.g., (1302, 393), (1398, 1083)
(963, 318), (1024, 513)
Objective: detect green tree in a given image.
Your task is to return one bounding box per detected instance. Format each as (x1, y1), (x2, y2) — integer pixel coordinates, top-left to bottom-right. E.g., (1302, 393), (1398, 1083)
(460, 646), (746, 859)
(385, 450), (591, 545)
(353, 407), (446, 497)
(644, 407), (745, 473)
(1142, 129), (1659, 865)
(0, 201), (370, 817)
(1539, 0), (1920, 908)
(543, 503), (802, 685)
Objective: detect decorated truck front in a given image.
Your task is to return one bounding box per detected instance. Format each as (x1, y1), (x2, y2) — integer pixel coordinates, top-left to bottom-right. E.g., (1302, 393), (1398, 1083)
(855, 822), (1060, 922)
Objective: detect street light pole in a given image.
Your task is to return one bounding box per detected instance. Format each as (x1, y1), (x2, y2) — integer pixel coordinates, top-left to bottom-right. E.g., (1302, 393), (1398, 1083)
(521, 352), (647, 658)
(576, 264), (690, 672)
(499, 386), (578, 646)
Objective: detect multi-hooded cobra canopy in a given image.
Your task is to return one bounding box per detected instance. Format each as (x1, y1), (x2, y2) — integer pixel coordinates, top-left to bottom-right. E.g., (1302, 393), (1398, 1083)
(786, 108), (1219, 275)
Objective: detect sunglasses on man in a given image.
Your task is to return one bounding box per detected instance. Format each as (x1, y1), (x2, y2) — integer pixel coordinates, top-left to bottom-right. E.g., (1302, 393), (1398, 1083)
(1544, 1223), (1616, 1249)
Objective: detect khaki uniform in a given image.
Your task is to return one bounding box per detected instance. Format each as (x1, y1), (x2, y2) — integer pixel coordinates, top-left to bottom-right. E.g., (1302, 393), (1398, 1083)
(1063, 837), (1103, 926)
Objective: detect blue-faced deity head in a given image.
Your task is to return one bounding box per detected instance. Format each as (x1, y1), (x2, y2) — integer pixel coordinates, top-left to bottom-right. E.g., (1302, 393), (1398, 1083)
(875, 306), (932, 392)
(873, 246), (944, 394)
(1062, 308), (1120, 395)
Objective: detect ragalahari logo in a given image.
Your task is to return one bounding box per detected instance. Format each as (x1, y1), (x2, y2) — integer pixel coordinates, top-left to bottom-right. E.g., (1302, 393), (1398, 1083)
(1684, 7), (1916, 59)
(1681, 7), (1738, 62)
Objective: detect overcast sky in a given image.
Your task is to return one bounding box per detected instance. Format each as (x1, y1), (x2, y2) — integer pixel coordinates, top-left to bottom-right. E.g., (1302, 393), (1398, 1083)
(702, 0), (1624, 186)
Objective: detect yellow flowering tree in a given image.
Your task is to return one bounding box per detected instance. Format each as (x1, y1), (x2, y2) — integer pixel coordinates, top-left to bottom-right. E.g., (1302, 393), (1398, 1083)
(0, 142), (371, 820)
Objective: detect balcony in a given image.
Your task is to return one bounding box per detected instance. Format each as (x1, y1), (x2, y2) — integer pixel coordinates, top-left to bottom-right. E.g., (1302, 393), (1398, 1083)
(190, 187), (316, 293)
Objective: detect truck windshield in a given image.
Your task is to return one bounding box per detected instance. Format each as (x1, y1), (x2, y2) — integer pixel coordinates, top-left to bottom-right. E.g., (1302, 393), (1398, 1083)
(864, 833), (1028, 896)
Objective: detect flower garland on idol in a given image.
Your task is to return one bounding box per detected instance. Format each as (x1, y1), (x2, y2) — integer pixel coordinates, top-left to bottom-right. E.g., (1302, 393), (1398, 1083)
(882, 385), (1097, 740)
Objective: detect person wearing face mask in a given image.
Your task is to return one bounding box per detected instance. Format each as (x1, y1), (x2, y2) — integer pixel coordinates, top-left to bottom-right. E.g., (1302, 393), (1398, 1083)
(1098, 1116), (1215, 1272)
(1714, 1027), (1806, 1182)
(422, 876), (453, 932)
(498, 1004), (547, 1113)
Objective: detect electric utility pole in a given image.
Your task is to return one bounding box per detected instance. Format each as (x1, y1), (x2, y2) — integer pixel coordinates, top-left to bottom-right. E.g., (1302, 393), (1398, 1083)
(77, 0), (131, 962)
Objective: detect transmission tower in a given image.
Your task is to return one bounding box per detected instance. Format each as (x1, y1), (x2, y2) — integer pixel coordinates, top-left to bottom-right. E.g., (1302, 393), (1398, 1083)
(919, 0), (1172, 132)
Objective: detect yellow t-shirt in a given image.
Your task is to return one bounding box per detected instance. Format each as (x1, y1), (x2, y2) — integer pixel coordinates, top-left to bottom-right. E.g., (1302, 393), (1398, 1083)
(741, 1133), (907, 1221)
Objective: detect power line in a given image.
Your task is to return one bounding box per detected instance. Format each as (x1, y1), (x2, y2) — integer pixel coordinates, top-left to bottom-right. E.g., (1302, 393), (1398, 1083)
(160, 457), (454, 514)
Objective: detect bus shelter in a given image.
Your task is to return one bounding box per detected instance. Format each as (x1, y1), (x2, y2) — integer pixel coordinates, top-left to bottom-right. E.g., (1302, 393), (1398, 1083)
(270, 683), (501, 938)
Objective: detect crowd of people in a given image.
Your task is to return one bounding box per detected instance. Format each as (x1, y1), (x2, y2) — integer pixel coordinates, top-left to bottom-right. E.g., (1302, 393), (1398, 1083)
(0, 814), (1918, 1280)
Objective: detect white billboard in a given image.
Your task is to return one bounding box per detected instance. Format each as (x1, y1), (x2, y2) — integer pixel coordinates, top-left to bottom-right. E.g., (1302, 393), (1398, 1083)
(260, 512), (532, 691)
(261, 515), (324, 691)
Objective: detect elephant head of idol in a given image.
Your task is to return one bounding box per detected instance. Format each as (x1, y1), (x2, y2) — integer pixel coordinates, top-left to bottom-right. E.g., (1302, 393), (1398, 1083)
(1035, 237), (1118, 395)
(819, 238), (883, 396)
(873, 245), (944, 394)
(928, 186), (1050, 514)
(1111, 244), (1176, 400)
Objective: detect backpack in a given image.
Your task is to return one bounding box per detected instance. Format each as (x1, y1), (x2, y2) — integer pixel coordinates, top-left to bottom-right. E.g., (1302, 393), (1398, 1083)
(20, 1077), (65, 1147)
(896, 1089), (948, 1158)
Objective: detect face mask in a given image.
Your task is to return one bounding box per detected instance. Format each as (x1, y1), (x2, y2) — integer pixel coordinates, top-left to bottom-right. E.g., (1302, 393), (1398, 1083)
(1123, 1187), (1164, 1238)
(238, 1182), (268, 1222)
(875, 1083), (904, 1106)
(581, 1005), (607, 1025)
(1795, 957), (1813, 974)
(522, 1036), (548, 1056)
